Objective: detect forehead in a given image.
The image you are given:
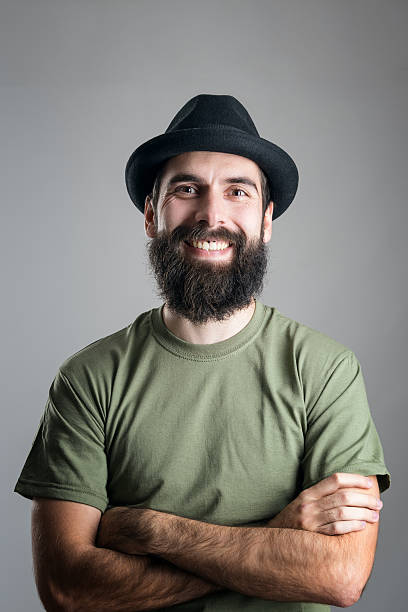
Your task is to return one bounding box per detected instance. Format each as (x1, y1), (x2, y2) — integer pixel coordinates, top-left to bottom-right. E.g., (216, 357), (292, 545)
(161, 151), (262, 181)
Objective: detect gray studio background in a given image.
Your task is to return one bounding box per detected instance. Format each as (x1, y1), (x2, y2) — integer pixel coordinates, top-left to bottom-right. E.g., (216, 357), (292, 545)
(2, 0), (406, 610)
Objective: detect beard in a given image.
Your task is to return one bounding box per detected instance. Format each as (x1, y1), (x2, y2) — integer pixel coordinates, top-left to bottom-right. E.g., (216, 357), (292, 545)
(146, 221), (269, 324)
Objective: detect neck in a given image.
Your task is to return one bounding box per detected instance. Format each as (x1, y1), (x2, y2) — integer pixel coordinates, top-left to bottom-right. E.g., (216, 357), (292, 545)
(161, 297), (256, 345)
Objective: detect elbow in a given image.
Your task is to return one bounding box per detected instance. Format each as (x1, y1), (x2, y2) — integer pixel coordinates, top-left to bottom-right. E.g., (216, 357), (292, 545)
(335, 589), (361, 608)
(36, 579), (73, 612)
(318, 580), (361, 609)
(335, 589), (363, 608)
(35, 566), (85, 612)
(337, 577), (368, 608)
(332, 563), (367, 608)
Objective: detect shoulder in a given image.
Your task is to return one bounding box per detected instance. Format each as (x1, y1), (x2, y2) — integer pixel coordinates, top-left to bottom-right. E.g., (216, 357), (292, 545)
(266, 305), (354, 361)
(263, 304), (359, 396)
(56, 308), (154, 393)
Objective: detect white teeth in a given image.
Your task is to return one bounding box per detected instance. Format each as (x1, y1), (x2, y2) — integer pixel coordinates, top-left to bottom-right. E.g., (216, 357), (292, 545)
(190, 240), (229, 251)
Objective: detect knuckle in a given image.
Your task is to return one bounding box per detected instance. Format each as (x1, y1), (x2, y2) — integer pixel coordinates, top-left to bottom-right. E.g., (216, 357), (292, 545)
(298, 501), (309, 517)
(331, 472), (342, 484)
(337, 492), (346, 505)
(298, 502), (311, 529)
(326, 523), (336, 535)
(327, 508), (336, 522)
(337, 507), (345, 520)
(297, 489), (307, 502)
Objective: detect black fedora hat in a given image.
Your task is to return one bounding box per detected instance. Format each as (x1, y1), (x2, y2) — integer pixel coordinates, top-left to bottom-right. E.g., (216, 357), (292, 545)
(125, 94), (299, 220)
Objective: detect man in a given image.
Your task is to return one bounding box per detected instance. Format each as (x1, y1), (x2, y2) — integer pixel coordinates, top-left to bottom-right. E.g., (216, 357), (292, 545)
(14, 94), (390, 611)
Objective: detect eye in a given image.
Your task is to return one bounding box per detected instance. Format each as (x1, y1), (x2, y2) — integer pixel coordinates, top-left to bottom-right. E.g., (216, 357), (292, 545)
(230, 188), (248, 197)
(175, 185), (197, 194)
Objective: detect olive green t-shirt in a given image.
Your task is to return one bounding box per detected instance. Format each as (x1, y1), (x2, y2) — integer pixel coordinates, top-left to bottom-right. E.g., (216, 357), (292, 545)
(14, 299), (391, 611)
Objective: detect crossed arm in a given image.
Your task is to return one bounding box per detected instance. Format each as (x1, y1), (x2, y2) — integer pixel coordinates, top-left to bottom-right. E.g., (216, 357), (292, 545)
(96, 507), (354, 606)
(32, 475), (380, 611)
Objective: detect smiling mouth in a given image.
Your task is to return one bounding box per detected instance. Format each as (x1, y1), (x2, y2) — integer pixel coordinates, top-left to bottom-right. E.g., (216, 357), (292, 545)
(183, 239), (233, 252)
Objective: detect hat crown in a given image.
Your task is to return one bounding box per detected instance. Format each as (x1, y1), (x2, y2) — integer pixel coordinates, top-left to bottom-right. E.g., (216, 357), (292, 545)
(165, 94), (260, 137)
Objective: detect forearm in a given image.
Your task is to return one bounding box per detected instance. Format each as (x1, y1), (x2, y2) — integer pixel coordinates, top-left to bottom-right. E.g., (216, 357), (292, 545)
(55, 546), (223, 612)
(150, 512), (346, 606)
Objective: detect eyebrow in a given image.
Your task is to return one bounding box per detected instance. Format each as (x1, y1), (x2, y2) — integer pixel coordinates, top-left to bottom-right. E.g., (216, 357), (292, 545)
(166, 173), (259, 194)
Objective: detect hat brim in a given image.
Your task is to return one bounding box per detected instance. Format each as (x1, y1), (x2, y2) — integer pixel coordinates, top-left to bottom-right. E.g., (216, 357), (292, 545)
(125, 127), (299, 220)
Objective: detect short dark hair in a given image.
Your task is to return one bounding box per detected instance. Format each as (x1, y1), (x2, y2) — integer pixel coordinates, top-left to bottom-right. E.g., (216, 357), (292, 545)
(147, 162), (272, 222)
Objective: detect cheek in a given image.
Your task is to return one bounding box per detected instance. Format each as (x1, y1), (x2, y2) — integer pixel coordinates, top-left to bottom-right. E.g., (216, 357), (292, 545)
(157, 204), (186, 233)
(236, 212), (262, 238)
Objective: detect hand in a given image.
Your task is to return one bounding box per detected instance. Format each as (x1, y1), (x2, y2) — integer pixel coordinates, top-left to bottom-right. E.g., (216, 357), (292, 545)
(267, 473), (383, 535)
(96, 506), (158, 555)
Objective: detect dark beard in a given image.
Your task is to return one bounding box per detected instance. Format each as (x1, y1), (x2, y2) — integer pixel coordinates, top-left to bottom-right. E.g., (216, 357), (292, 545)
(146, 222), (269, 324)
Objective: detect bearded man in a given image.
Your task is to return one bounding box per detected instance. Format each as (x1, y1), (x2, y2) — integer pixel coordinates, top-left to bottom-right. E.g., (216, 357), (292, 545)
(15, 94), (390, 612)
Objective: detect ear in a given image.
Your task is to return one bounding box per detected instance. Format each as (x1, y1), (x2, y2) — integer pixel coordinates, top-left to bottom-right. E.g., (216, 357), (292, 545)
(262, 201), (274, 243)
(144, 195), (157, 238)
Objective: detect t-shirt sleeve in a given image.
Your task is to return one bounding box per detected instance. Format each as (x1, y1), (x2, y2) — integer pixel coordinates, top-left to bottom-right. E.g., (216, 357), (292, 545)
(14, 367), (109, 513)
(300, 350), (391, 494)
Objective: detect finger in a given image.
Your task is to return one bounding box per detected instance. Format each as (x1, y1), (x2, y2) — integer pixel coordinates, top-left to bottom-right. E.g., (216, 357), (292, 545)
(301, 472), (374, 501)
(318, 490), (382, 512)
(318, 520), (368, 536)
(318, 506), (380, 526)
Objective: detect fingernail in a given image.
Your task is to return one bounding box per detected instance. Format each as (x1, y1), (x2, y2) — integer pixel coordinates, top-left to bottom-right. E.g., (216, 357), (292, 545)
(377, 499), (383, 508)
(367, 479), (373, 486)
(372, 511), (379, 520)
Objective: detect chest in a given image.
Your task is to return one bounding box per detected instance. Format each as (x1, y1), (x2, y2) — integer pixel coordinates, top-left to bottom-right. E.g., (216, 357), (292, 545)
(105, 356), (306, 524)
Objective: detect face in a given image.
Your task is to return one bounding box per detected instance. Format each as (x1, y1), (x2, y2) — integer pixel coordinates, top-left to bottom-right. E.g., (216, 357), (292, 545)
(145, 151), (274, 324)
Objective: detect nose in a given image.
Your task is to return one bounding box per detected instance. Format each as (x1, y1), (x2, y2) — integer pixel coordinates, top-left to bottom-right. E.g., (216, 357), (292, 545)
(193, 187), (226, 227)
